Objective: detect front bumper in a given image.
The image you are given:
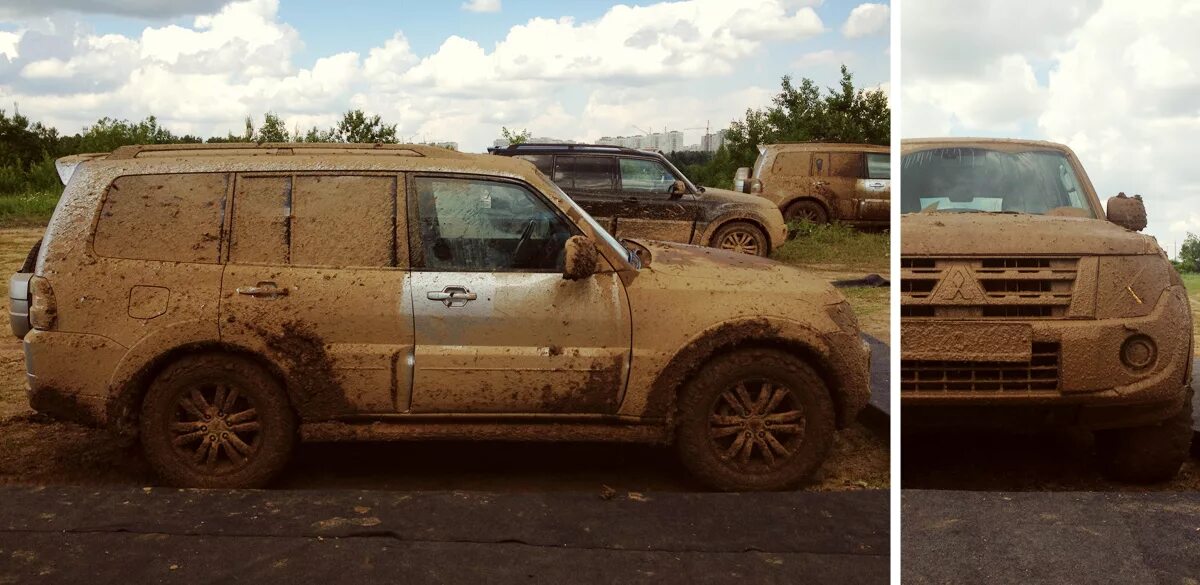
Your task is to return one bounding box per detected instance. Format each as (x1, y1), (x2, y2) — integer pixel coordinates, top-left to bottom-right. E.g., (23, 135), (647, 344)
(901, 286), (1193, 429)
(23, 329), (125, 428)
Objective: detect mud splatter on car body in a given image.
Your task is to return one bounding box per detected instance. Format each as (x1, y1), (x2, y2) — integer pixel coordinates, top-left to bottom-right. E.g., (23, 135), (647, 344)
(10, 142), (870, 488)
(738, 142), (890, 227)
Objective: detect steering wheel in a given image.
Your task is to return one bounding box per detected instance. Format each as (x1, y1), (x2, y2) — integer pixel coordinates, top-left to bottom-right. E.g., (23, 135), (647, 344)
(512, 219), (537, 265)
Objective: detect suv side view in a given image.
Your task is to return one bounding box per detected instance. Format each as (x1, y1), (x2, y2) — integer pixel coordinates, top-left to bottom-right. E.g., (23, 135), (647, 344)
(900, 137), (1194, 483)
(736, 142), (890, 227)
(11, 143), (870, 490)
(489, 143), (787, 257)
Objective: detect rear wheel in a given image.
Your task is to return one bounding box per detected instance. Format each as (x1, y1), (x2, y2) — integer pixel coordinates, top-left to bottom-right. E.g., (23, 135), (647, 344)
(675, 348), (835, 491)
(711, 222), (769, 257)
(140, 353), (296, 488)
(1094, 390), (1192, 484)
(784, 200), (829, 225)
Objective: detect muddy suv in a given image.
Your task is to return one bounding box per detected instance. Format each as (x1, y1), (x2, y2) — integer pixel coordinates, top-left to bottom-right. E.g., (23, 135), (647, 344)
(10, 143), (870, 490)
(736, 143), (889, 227)
(900, 138), (1194, 483)
(489, 143), (787, 257)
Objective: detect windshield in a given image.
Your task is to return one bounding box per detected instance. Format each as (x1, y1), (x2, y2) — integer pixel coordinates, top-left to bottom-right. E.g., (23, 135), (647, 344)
(901, 148), (1095, 217)
(544, 180), (639, 268)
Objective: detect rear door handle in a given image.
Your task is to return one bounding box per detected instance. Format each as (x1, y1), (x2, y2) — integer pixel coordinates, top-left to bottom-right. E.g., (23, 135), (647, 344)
(427, 285), (477, 307)
(237, 282), (288, 298)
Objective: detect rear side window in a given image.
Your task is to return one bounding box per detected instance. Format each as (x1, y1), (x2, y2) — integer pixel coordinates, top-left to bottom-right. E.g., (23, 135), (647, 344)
(771, 152), (811, 176)
(514, 154), (554, 176)
(94, 173), (227, 263)
(229, 174), (402, 267)
(830, 152), (864, 178)
(554, 156), (615, 191)
(866, 153), (890, 180)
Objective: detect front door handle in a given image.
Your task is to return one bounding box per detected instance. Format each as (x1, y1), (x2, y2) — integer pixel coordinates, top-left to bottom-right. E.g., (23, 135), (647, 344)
(237, 282), (289, 298)
(427, 285), (477, 307)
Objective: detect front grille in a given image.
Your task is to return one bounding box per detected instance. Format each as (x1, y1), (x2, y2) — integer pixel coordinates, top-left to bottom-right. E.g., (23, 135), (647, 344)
(901, 342), (1060, 393)
(901, 256), (1079, 318)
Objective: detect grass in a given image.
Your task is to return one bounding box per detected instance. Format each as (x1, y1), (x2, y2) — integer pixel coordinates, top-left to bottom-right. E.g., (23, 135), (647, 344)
(770, 221), (889, 273)
(1181, 272), (1200, 357)
(0, 191), (58, 228)
(839, 285), (889, 343)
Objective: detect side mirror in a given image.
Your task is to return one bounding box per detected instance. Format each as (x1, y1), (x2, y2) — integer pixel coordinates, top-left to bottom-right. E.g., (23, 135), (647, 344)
(1106, 192), (1147, 231)
(670, 179), (687, 197)
(734, 167), (750, 193)
(563, 235), (599, 280)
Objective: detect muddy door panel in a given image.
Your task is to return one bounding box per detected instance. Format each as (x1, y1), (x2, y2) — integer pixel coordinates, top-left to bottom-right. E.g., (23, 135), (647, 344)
(408, 272), (631, 414)
(219, 173), (414, 417)
(854, 178), (890, 221)
(613, 157), (698, 244)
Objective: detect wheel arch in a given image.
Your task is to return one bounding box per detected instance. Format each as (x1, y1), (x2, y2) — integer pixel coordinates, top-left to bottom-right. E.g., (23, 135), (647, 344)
(706, 216), (774, 251)
(644, 317), (858, 436)
(781, 196), (832, 220)
(106, 341), (293, 438)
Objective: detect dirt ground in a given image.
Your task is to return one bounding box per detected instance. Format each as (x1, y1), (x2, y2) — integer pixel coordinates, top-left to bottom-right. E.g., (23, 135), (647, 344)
(0, 227), (887, 491)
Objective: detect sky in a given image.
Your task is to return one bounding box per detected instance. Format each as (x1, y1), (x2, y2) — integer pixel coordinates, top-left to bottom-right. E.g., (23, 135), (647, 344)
(902, 0), (1200, 258)
(0, 0), (890, 153)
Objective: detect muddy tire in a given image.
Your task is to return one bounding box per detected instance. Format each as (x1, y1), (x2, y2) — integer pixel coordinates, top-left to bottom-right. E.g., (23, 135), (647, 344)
(140, 353), (296, 488)
(784, 200), (828, 225)
(711, 222), (769, 257)
(1095, 391), (1193, 484)
(674, 348), (835, 491)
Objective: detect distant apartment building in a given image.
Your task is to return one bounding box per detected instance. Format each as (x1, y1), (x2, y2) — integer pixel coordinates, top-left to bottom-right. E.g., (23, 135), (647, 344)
(422, 141), (459, 151)
(597, 130), (684, 152)
(701, 130), (727, 152)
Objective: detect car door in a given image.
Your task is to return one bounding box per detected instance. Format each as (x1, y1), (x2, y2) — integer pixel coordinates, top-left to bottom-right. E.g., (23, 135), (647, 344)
(219, 173), (414, 417)
(855, 151), (891, 221)
(406, 173), (632, 414)
(612, 157), (700, 244)
(553, 155), (622, 235)
(826, 151), (863, 220)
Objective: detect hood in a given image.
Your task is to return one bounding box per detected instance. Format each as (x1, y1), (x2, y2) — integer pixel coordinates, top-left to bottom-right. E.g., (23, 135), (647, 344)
(901, 212), (1162, 256)
(628, 239), (841, 302)
(697, 186), (777, 210)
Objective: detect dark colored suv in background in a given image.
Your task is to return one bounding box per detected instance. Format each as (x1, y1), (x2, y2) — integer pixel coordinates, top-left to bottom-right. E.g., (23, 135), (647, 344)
(490, 144), (787, 256)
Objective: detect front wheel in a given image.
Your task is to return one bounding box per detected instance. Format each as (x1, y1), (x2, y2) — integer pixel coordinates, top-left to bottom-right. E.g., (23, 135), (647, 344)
(674, 348), (836, 491)
(711, 222), (769, 257)
(140, 353), (296, 488)
(1094, 391), (1193, 484)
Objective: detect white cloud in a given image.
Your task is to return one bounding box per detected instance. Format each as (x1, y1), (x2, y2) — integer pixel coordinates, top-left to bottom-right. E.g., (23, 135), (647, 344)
(904, 0), (1200, 252)
(0, 0), (856, 154)
(461, 0), (501, 13)
(0, 0), (233, 18)
(793, 49), (855, 68)
(842, 3), (888, 38)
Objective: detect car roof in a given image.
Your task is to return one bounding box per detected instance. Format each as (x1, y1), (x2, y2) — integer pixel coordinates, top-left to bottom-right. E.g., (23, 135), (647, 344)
(488, 143), (665, 158)
(761, 142), (888, 154)
(68, 142), (541, 179)
(901, 137), (1074, 154)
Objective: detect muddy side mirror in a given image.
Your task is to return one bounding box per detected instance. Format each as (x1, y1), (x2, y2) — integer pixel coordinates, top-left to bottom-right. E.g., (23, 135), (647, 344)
(670, 179), (687, 197)
(1106, 192), (1148, 231)
(563, 235), (599, 280)
(734, 167), (750, 193)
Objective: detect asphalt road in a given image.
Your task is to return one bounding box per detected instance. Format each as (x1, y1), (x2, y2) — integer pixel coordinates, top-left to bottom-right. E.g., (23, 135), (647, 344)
(903, 490), (1200, 584)
(0, 486), (888, 584)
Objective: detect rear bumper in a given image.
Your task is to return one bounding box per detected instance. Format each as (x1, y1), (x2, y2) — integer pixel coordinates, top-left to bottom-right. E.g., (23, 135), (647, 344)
(9, 272), (31, 339)
(901, 286), (1193, 429)
(24, 329), (125, 428)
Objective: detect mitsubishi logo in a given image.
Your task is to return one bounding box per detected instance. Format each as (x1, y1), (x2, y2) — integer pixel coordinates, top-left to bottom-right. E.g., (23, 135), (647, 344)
(932, 265), (984, 304)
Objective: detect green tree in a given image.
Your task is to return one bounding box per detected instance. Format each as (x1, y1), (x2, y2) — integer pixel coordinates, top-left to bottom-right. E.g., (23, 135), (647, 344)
(723, 65), (890, 171)
(255, 112), (290, 143)
(501, 126), (531, 145)
(1180, 232), (1200, 273)
(332, 109), (398, 143)
(78, 116), (191, 152)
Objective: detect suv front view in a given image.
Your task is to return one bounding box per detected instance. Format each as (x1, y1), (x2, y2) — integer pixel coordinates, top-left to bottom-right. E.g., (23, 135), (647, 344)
(900, 138), (1194, 483)
(11, 143), (869, 490)
(490, 143), (787, 257)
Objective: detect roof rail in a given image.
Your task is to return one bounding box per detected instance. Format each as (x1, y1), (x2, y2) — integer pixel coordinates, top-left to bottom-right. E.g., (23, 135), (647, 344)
(487, 143), (658, 157)
(105, 142), (463, 160)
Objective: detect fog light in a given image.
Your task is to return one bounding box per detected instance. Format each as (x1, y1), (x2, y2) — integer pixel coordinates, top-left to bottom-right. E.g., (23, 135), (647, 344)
(1120, 334), (1156, 370)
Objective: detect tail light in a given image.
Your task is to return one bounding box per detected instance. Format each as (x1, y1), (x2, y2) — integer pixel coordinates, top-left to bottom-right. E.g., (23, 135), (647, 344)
(29, 276), (57, 330)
